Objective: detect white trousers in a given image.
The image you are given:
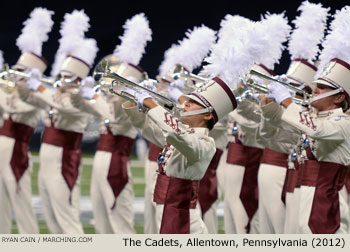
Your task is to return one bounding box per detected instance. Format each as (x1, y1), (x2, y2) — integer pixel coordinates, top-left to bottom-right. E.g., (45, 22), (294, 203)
(201, 149), (227, 234)
(0, 135), (38, 234)
(143, 158), (158, 234)
(223, 162), (259, 233)
(90, 150), (135, 234)
(297, 186), (349, 234)
(39, 143), (83, 234)
(258, 163), (286, 234)
(283, 190), (299, 233)
(155, 204), (208, 234)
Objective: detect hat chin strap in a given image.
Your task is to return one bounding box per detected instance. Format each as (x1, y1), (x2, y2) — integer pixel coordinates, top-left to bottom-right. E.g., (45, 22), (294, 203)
(310, 88), (344, 103)
(180, 107), (213, 117)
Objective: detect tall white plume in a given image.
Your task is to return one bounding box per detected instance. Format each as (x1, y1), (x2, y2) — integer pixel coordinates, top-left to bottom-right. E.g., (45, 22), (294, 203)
(260, 12), (291, 69)
(16, 7), (54, 56)
(51, 10), (98, 77)
(159, 25), (216, 76)
(317, 6), (350, 77)
(201, 15), (269, 89)
(288, 1), (329, 62)
(113, 13), (152, 66)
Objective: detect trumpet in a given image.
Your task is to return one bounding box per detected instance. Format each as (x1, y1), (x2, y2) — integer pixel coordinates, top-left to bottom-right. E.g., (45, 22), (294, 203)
(93, 60), (179, 114)
(249, 69), (313, 102)
(0, 64), (54, 87)
(171, 64), (208, 85)
(239, 78), (308, 105)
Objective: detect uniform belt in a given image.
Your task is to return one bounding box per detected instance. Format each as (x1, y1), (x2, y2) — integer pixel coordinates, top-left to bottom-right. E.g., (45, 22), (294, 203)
(153, 173), (199, 209)
(97, 133), (134, 155)
(0, 119), (34, 143)
(42, 126), (82, 150)
(261, 148), (288, 168)
(148, 142), (163, 162)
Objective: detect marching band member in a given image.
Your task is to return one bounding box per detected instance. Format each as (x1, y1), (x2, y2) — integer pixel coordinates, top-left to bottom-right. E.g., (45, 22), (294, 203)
(258, 1), (328, 234)
(222, 13), (290, 234)
(0, 8), (54, 234)
(71, 13), (152, 233)
(122, 78), (236, 234)
(17, 10), (98, 234)
(262, 5), (350, 233)
(156, 25), (217, 233)
(123, 16), (269, 233)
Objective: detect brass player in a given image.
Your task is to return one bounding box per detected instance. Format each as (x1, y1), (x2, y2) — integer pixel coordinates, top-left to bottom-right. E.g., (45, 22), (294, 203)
(0, 8), (54, 233)
(123, 16), (269, 233)
(71, 13), (152, 233)
(258, 1), (329, 234)
(262, 6), (350, 233)
(17, 10), (98, 234)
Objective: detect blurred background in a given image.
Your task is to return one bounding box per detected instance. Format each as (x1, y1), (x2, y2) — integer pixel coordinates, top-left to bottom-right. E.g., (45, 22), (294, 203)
(1, 0), (348, 233)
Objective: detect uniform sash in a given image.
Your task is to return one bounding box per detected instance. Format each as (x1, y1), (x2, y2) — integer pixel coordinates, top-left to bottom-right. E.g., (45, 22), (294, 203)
(97, 133), (135, 209)
(0, 118), (34, 184)
(42, 126), (82, 203)
(198, 148), (223, 217)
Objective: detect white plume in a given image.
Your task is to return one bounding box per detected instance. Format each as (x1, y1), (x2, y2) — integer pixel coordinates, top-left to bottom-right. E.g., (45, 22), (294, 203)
(317, 6), (350, 77)
(113, 13), (152, 65)
(159, 25), (216, 75)
(288, 1), (329, 62)
(60, 9), (90, 38)
(201, 15), (269, 89)
(217, 15), (251, 40)
(158, 44), (179, 76)
(0, 50), (4, 69)
(71, 38), (98, 66)
(51, 9), (98, 77)
(260, 12), (291, 69)
(16, 7), (54, 56)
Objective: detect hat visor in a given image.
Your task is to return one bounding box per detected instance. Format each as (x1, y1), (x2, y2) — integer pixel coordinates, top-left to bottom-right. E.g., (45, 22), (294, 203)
(312, 78), (338, 89)
(183, 94), (206, 108)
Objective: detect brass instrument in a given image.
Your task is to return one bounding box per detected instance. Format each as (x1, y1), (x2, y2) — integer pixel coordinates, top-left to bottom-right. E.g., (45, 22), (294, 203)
(249, 69), (312, 105)
(239, 77), (307, 105)
(171, 64), (208, 85)
(93, 59), (179, 114)
(0, 63), (54, 87)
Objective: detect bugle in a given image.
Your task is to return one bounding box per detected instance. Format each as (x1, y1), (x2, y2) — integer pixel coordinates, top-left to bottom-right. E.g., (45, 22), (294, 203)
(93, 60), (178, 114)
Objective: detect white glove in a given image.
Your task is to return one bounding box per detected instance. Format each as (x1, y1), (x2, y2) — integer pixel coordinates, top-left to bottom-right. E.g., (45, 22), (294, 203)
(80, 77), (96, 99)
(170, 79), (185, 88)
(81, 76), (95, 88)
(139, 79), (157, 92)
(267, 82), (292, 104)
(168, 86), (183, 102)
(121, 86), (137, 97)
(135, 90), (152, 111)
(26, 68), (42, 91)
(80, 86), (95, 99)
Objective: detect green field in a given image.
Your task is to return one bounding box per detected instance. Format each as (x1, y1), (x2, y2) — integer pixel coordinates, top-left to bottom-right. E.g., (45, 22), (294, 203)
(11, 153), (224, 234)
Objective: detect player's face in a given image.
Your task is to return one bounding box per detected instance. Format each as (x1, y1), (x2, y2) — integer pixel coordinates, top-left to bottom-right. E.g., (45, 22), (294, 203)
(180, 99), (210, 127)
(311, 83), (342, 111)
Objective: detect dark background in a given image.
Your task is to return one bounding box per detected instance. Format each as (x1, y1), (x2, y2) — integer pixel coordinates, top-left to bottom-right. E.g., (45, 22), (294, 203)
(1, 0), (349, 153)
(1, 0), (348, 78)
